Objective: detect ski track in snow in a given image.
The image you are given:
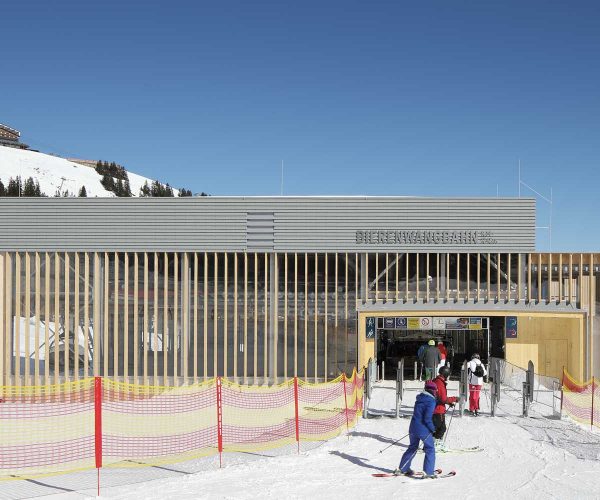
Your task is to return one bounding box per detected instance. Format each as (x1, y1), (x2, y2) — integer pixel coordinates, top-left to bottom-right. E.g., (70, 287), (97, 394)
(9, 380), (600, 500)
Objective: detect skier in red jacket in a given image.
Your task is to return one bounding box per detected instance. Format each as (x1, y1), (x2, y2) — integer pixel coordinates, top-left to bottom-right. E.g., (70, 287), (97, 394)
(432, 366), (457, 450)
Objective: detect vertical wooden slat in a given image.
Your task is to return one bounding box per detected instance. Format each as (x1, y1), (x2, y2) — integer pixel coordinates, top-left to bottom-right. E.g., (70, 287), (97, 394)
(569, 254), (573, 304)
(284, 253), (288, 380)
(124, 253), (129, 381)
(43, 253), (50, 383)
(477, 253), (481, 302)
(436, 253), (440, 302)
(113, 253), (119, 381)
(204, 252), (208, 381)
(395, 253), (399, 302)
(24, 253), (31, 386)
(486, 253), (491, 302)
(517, 254), (521, 302)
(74, 253), (79, 381)
(334, 253), (338, 375)
(496, 253), (501, 302)
(405, 253), (409, 300)
(416, 252), (420, 301)
(223, 253), (228, 379)
(548, 253), (552, 304)
(164, 252), (169, 386)
(305, 253), (308, 382)
(174, 253), (179, 384)
(133, 253), (138, 383)
(15, 253), (21, 385)
(580, 254), (584, 306)
(244, 252), (248, 383)
(507, 254), (511, 302)
(5, 254), (13, 385)
(264, 253), (268, 384)
(273, 253), (278, 383)
(194, 253), (198, 382)
(0, 253), (4, 386)
(64, 253), (70, 381)
(446, 253), (450, 302)
(314, 252), (318, 382)
(466, 253), (470, 301)
(324, 253), (328, 381)
(214, 253), (218, 379)
(456, 253), (459, 301)
(538, 253), (542, 303)
(183, 253), (189, 384)
(426, 253), (430, 302)
(345, 253), (349, 370)
(93, 253), (100, 377)
(375, 252), (378, 302)
(254, 253), (258, 383)
(294, 253), (298, 377)
(385, 253), (388, 302)
(527, 253), (532, 303)
(54, 252), (60, 384)
(34, 253), (41, 385)
(103, 252), (109, 379)
(234, 253), (238, 381)
(558, 254), (563, 303)
(84, 253), (90, 379)
(151, 252), (156, 386)
(144, 252), (150, 385)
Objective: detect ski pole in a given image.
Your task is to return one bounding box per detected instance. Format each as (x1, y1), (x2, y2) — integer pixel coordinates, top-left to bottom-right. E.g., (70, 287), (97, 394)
(379, 432), (410, 454)
(442, 406), (455, 447)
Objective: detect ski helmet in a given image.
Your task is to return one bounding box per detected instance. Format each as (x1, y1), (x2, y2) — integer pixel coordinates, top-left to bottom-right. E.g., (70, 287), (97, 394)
(438, 365), (451, 378)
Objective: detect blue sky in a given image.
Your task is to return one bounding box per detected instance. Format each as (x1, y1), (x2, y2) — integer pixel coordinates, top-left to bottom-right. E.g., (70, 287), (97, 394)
(1, 1), (599, 250)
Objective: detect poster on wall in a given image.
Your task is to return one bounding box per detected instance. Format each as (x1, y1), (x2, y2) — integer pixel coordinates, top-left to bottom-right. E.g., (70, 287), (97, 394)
(506, 316), (518, 338)
(384, 317), (396, 329)
(366, 317), (376, 340)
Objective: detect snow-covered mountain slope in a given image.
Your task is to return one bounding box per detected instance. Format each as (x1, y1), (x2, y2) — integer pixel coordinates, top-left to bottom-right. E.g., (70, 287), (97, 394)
(0, 146), (172, 197)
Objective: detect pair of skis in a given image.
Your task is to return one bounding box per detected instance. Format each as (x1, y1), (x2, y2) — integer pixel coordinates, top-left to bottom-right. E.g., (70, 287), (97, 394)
(372, 468), (456, 479)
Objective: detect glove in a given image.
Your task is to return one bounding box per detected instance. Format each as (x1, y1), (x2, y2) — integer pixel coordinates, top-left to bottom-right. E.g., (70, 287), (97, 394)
(448, 396), (458, 405)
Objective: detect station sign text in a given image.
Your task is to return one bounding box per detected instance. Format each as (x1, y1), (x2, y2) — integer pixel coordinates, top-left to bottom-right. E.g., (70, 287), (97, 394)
(355, 230), (497, 245)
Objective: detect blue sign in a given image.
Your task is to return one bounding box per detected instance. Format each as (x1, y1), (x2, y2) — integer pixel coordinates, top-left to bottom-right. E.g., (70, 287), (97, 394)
(384, 317), (395, 328)
(366, 317), (376, 340)
(506, 316), (518, 338)
(395, 317), (407, 328)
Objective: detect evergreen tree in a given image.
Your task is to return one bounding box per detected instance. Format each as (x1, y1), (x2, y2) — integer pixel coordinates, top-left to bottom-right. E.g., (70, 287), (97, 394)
(123, 178), (132, 197)
(79, 185), (88, 197)
(165, 184), (174, 197)
(7, 176), (22, 196)
(101, 174), (114, 192)
(0, 179), (5, 197)
(23, 177), (37, 196)
(34, 181), (43, 197)
(140, 181), (151, 197)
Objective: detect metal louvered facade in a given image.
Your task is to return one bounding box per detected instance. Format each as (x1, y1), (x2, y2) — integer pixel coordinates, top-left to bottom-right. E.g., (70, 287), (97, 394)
(0, 197), (534, 252)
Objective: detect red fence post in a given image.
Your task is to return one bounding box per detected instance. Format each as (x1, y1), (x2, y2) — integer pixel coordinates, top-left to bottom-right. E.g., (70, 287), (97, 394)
(592, 377), (595, 430)
(560, 367), (564, 413)
(342, 373), (350, 440)
(216, 377), (223, 467)
(293, 376), (300, 454)
(94, 377), (102, 497)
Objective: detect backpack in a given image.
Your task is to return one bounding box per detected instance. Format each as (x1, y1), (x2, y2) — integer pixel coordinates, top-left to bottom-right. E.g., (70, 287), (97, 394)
(474, 363), (484, 378)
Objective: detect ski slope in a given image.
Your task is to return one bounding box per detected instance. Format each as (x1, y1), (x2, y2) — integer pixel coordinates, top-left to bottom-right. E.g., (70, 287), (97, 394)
(0, 146), (173, 197)
(35, 378), (600, 500)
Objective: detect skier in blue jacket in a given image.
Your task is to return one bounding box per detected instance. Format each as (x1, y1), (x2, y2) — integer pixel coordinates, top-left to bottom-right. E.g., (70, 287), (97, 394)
(395, 380), (438, 478)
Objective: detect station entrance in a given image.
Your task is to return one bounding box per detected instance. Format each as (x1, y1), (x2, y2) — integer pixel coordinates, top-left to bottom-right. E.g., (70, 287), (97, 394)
(374, 316), (506, 378)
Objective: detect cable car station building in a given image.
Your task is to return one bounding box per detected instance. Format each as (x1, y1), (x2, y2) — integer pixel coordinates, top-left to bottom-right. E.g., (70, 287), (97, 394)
(0, 197), (598, 387)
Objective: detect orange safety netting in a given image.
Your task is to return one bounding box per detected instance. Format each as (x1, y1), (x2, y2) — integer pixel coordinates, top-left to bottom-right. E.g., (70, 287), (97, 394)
(0, 370), (363, 480)
(561, 370), (599, 428)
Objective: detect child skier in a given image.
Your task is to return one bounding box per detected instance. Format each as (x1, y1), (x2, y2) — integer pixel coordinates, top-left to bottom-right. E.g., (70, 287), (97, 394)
(394, 380), (438, 478)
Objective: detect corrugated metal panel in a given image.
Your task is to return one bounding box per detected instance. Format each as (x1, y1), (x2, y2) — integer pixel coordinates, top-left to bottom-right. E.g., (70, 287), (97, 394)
(0, 197), (536, 252)
(246, 212), (274, 251)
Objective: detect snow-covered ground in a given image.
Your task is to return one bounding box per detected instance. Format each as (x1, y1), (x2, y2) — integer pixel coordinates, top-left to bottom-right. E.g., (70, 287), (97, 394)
(0, 146), (172, 197)
(10, 378), (595, 500)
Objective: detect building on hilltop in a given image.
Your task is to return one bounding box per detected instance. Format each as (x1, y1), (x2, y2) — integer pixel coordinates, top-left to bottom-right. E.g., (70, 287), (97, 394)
(0, 124), (29, 150)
